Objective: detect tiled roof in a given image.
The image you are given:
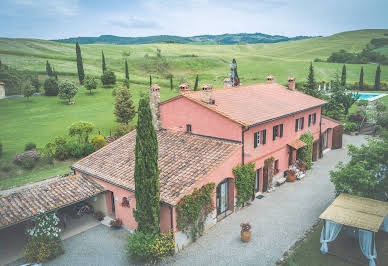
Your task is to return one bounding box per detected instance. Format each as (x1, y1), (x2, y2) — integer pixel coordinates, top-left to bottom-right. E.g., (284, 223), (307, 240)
(0, 175), (105, 229)
(288, 139), (307, 150)
(182, 83), (327, 126)
(72, 130), (241, 205)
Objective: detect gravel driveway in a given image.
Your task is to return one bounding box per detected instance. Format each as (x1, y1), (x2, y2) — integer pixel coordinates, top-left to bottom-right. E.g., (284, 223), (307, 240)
(162, 134), (367, 266)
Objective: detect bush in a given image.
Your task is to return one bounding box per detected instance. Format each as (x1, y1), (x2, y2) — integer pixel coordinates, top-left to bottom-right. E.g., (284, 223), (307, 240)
(127, 231), (175, 264)
(232, 163), (255, 207)
(357, 100), (369, 107)
(377, 113), (388, 128)
(84, 75), (98, 94)
(25, 238), (64, 263)
(348, 113), (363, 123)
(82, 143), (95, 156)
(58, 80), (78, 103)
(344, 122), (360, 133)
(101, 70), (116, 85)
(114, 124), (134, 138)
(91, 135), (107, 150)
(25, 142), (37, 151)
(53, 137), (69, 160)
(14, 150), (40, 169)
(298, 132), (314, 170)
(65, 142), (84, 158)
(0, 161), (13, 172)
(43, 77), (59, 96)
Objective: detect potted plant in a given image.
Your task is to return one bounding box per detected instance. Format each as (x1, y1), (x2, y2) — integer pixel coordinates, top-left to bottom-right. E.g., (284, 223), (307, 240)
(286, 169), (297, 182)
(240, 222), (252, 242)
(296, 160), (307, 173)
(94, 211), (104, 221)
(109, 218), (122, 229)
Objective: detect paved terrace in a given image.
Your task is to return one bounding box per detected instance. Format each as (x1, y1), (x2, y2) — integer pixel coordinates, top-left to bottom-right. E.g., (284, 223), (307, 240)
(163, 134), (367, 266)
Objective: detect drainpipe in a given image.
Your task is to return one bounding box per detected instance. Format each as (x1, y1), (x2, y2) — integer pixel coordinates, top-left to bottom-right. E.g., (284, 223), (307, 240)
(319, 110), (323, 159)
(241, 126), (249, 164)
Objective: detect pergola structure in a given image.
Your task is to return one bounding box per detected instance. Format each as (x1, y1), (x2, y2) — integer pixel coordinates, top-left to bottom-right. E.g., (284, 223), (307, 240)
(319, 193), (388, 266)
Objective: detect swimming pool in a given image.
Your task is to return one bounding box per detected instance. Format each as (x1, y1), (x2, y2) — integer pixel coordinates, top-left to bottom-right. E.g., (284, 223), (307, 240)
(352, 93), (387, 101)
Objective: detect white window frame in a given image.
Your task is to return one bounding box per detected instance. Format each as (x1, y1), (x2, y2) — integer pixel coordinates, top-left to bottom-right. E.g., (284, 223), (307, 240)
(256, 131), (261, 146)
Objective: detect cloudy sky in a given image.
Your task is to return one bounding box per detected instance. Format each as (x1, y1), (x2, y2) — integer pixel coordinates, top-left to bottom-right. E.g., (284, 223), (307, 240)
(0, 0), (387, 39)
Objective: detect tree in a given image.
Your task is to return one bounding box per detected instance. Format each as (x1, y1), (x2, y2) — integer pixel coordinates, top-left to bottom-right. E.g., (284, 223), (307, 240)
(330, 138), (388, 201)
(52, 68), (58, 80)
(125, 59), (129, 80)
(43, 77), (59, 96)
(303, 62), (321, 98)
(68, 121), (95, 144)
(133, 97), (160, 234)
(30, 74), (41, 92)
(194, 74), (199, 91)
(123, 78), (130, 89)
(101, 50), (106, 73)
(46, 60), (53, 77)
(359, 66), (364, 90)
(23, 81), (35, 101)
(75, 41), (85, 84)
(375, 64), (381, 90)
(341, 64), (346, 86)
(58, 80), (78, 103)
(149, 75), (152, 86)
(84, 75), (97, 94)
(114, 87), (136, 125)
(170, 75), (173, 90)
(101, 70), (116, 85)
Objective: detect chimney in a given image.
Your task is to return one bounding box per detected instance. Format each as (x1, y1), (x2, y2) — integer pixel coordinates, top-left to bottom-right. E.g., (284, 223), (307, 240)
(288, 77), (296, 90)
(223, 78), (233, 88)
(149, 84), (161, 130)
(179, 83), (190, 94)
(201, 84), (215, 104)
(266, 76), (274, 84)
(0, 82), (5, 100)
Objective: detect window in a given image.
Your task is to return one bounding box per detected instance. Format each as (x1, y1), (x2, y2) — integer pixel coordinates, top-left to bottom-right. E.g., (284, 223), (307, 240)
(313, 113), (317, 125)
(308, 114), (312, 127)
(254, 129), (266, 148)
(186, 124), (192, 133)
(255, 168), (261, 192)
(295, 118), (304, 132)
(272, 124), (284, 140)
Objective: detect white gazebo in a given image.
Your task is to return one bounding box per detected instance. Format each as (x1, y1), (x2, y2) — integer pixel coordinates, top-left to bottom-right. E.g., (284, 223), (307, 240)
(319, 193), (388, 266)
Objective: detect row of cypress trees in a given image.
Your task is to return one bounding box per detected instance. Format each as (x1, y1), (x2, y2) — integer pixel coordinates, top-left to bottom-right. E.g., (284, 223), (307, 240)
(340, 64), (383, 90)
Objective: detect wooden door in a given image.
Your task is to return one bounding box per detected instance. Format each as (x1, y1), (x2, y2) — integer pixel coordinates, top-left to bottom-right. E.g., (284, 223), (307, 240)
(332, 125), (343, 149)
(312, 141), (318, 162)
(263, 165), (269, 192)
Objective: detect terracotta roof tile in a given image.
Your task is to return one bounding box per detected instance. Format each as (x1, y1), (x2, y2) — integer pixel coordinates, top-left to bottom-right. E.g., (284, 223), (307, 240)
(72, 130), (241, 205)
(182, 82), (327, 126)
(0, 175), (105, 229)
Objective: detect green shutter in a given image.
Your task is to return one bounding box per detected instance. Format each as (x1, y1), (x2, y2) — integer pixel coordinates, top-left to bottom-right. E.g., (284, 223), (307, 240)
(254, 132), (258, 148)
(262, 130), (266, 144)
(308, 114), (312, 127)
(301, 117), (304, 129)
(280, 124), (283, 137)
(313, 113), (316, 124)
(295, 119), (298, 132)
(273, 126), (276, 140)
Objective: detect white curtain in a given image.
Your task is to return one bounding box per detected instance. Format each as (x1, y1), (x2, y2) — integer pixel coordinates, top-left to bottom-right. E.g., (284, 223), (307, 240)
(320, 219), (343, 254)
(358, 229), (377, 266)
(381, 216), (388, 232)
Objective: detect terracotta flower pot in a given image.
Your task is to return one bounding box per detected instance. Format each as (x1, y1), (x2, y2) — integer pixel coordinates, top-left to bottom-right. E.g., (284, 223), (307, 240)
(300, 166), (306, 173)
(287, 173), (296, 182)
(241, 230), (251, 242)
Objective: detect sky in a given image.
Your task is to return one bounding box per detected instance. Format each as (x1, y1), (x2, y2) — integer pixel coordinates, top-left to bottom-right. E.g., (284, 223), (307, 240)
(0, 0), (387, 39)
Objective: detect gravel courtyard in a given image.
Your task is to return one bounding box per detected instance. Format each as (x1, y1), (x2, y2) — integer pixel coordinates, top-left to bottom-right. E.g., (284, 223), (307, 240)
(162, 134), (367, 266)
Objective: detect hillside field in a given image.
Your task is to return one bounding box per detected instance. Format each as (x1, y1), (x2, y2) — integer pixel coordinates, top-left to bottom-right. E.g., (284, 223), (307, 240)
(1, 29), (388, 188)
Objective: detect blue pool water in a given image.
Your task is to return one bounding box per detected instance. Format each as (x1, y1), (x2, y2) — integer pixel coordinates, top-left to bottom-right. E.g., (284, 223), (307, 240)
(352, 93), (380, 100)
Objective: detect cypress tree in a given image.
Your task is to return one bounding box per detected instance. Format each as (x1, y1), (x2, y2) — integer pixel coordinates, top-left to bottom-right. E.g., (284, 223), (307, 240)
(46, 60), (53, 77)
(75, 41), (85, 84)
(304, 62), (321, 98)
(341, 64), (346, 87)
(52, 68), (58, 80)
(125, 59), (129, 80)
(149, 75), (152, 86)
(102, 50), (106, 73)
(114, 87), (136, 124)
(133, 96), (160, 234)
(375, 64), (381, 90)
(194, 74), (199, 91)
(359, 66), (364, 90)
(170, 75), (173, 90)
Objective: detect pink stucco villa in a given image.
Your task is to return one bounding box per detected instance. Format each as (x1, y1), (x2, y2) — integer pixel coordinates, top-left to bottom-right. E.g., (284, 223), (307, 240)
(72, 76), (342, 249)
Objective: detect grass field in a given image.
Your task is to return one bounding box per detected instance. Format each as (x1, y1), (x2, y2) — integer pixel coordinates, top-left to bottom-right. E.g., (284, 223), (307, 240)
(1, 29), (388, 189)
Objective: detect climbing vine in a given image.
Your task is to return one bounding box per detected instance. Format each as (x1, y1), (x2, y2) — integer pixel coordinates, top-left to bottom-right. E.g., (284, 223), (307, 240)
(298, 132), (314, 170)
(233, 162), (255, 207)
(176, 182), (215, 241)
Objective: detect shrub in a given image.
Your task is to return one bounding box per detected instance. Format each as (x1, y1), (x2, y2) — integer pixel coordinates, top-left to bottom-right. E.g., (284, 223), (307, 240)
(357, 100), (369, 107)
(66, 142), (84, 158)
(43, 77), (59, 96)
(58, 80), (78, 103)
(344, 122), (360, 133)
(23, 81), (35, 101)
(68, 121), (95, 144)
(0, 161), (13, 172)
(82, 143), (95, 156)
(91, 135), (106, 150)
(25, 142), (37, 151)
(14, 150), (40, 169)
(114, 124), (134, 138)
(53, 137), (69, 160)
(348, 113), (363, 123)
(377, 112), (388, 128)
(233, 163), (255, 207)
(127, 231), (175, 264)
(101, 70), (116, 85)
(298, 132), (314, 170)
(84, 75), (98, 94)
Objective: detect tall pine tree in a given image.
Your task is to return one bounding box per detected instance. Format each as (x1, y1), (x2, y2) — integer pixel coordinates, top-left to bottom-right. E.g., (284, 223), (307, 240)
(75, 41), (85, 84)
(341, 64), (346, 87)
(46, 60), (53, 77)
(133, 97), (160, 234)
(375, 64), (381, 90)
(102, 50), (106, 73)
(303, 62), (321, 98)
(125, 59), (129, 80)
(359, 66), (364, 90)
(194, 74), (199, 91)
